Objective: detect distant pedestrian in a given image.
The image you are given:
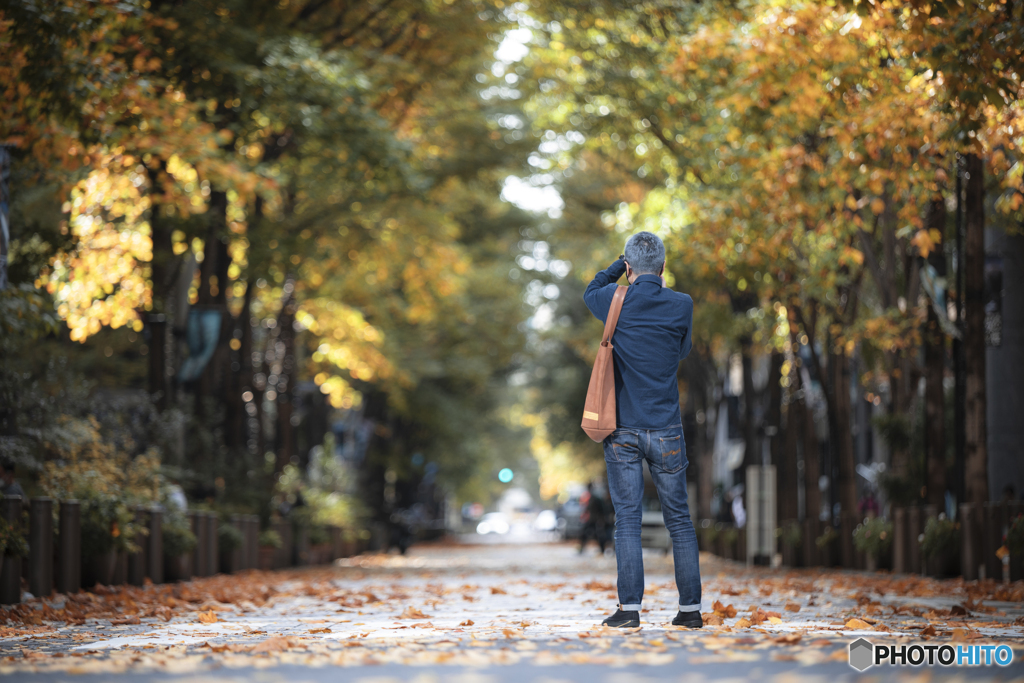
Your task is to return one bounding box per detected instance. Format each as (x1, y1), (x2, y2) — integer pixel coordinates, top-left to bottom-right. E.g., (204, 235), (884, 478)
(858, 492), (879, 518)
(731, 490), (746, 529)
(583, 232), (702, 629)
(578, 483), (607, 555)
(0, 457), (24, 498)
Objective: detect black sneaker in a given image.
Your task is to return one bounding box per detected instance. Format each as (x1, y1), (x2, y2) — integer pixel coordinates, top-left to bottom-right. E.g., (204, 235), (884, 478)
(601, 608), (640, 628)
(672, 610), (703, 628)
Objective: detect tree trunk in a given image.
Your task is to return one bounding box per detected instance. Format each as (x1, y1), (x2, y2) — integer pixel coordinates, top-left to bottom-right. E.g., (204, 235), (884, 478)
(782, 374), (802, 519)
(963, 153), (988, 503)
(801, 371), (821, 522)
(924, 198), (947, 507)
(770, 352), (797, 521)
(272, 279), (298, 473)
(789, 307), (822, 522)
(828, 345), (858, 517)
(195, 190), (232, 414)
(146, 161), (179, 407)
(953, 157), (967, 507)
(740, 337), (759, 471)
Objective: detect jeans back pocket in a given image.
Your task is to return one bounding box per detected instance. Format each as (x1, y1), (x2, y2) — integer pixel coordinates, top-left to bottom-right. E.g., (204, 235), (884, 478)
(605, 429), (642, 463)
(656, 434), (686, 473)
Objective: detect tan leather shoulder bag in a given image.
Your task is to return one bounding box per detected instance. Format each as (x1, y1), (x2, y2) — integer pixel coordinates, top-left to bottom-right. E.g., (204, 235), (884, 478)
(581, 285), (627, 442)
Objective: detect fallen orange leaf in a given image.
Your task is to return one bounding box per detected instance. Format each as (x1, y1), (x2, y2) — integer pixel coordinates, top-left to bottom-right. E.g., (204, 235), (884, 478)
(197, 610), (218, 624)
(712, 600), (737, 618)
(250, 636), (303, 653)
(784, 603), (801, 612)
(398, 606), (431, 619)
(845, 618), (871, 630)
(459, 619), (474, 626)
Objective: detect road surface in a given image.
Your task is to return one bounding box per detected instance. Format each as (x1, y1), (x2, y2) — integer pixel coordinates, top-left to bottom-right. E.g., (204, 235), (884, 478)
(2, 541), (1024, 681)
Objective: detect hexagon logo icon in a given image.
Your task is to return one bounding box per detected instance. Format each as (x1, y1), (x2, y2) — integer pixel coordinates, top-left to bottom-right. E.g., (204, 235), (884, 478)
(849, 638), (874, 671)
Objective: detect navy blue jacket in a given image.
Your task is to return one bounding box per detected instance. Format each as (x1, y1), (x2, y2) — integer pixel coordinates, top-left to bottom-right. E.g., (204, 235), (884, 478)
(584, 259), (693, 430)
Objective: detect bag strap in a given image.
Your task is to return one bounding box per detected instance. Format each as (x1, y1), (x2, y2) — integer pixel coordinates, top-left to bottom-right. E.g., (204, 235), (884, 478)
(601, 285), (627, 344)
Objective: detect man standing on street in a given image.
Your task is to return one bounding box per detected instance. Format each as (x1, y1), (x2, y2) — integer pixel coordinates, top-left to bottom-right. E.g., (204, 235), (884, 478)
(583, 231), (703, 629)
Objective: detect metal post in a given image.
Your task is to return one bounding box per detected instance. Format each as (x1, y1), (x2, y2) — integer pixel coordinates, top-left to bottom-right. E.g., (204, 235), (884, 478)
(147, 507), (163, 584)
(58, 501), (81, 594)
(0, 496), (23, 604)
(29, 498), (54, 598)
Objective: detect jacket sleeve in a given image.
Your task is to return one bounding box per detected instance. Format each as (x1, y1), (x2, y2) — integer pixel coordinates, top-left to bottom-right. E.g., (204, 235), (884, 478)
(679, 296), (694, 360)
(584, 258), (626, 323)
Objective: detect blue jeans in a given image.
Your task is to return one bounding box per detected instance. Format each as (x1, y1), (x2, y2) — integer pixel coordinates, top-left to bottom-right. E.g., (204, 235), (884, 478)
(603, 424), (702, 612)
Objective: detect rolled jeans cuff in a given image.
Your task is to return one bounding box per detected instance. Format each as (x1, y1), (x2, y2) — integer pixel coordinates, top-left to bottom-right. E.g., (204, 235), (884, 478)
(679, 603), (701, 611)
(620, 603), (642, 612)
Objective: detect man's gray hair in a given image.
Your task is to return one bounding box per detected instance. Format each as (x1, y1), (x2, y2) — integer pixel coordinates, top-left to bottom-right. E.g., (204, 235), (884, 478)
(624, 231), (665, 275)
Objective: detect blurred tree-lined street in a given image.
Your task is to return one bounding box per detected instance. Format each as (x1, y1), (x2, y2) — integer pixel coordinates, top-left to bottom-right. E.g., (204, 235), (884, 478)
(1, 0), (1023, 575)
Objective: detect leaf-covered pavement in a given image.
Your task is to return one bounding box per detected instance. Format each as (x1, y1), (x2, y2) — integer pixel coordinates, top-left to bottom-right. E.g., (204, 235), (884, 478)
(3, 542), (1024, 681)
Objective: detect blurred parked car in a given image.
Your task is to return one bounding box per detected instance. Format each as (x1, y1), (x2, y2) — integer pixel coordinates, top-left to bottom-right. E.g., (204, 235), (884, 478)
(556, 495), (584, 540)
(640, 496), (671, 554)
(476, 512), (510, 535)
(533, 509), (559, 532)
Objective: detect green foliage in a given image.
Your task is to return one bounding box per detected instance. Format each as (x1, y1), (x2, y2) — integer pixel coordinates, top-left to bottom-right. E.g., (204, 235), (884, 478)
(776, 520), (802, 547)
(0, 284), (59, 346)
(873, 414), (912, 453)
(1006, 514), (1024, 556)
(307, 525), (330, 547)
(217, 522), (244, 553)
(816, 525), (839, 550)
(853, 517), (893, 556)
(163, 516), (197, 558)
(920, 515), (960, 559)
(259, 528), (282, 549)
(275, 435), (364, 530)
(0, 516), (29, 558)
(40, 418), (164, 556)
(700, 523), (719, 547)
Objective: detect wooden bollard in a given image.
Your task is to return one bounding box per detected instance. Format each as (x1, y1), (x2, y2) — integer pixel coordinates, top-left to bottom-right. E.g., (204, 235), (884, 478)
(893, 507), (907, 573)
(229, 514), (244, 573)
(330, 526), (342, 561)
(295, 525), (309, 566)
(273, 520), (290, 569)
(0, 495), (23, 604)
(907, 507), (922, 574)
(801, 518), (816, 567)
(248, 516), (259, 569)
(29, 497), (54, 598)
(190, 512), (207, 577)
(960, 503), (981, 580)
(839, 511), (857, 569)
(127, 507), (147, 586)
(147, 507), (163, 584)
(58, 500), (81, 594)
(205, 512), (218, 576)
